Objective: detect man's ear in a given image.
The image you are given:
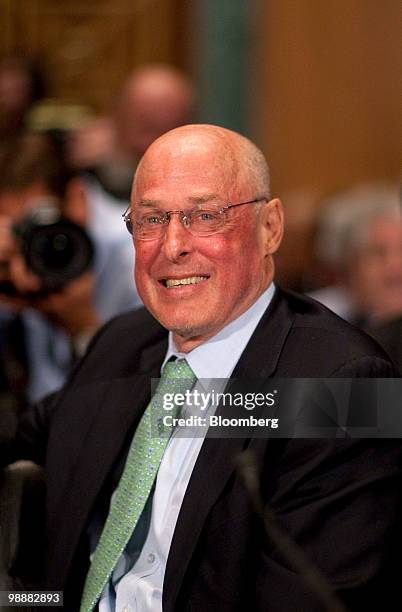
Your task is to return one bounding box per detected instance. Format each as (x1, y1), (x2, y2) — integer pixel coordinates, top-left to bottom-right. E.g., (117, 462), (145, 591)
(63, 177), (89, 227)
(261, 198), (284, 255)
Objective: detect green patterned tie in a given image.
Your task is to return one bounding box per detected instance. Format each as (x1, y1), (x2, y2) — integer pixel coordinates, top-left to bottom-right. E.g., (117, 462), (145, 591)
(80, 358), (196, 612)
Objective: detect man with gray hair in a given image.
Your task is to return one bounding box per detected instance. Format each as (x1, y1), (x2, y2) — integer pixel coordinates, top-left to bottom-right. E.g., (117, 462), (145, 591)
(1, 126), (401, 611)
(312, 183), (402, 325)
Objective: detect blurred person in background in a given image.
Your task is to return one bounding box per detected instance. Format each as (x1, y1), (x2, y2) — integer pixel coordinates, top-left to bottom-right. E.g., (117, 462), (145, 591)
(67, 64), (195, 238)
(0, 133), (141, 406)
(311, 183), (402, 327)
(368, 184), (402, 372)
(0, 55), (46, 148)
(113, 65), (195, 171)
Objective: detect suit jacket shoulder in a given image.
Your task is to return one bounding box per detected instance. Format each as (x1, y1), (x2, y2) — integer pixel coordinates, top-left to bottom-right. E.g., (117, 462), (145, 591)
(71, 306), (167, 383)
(68, 287), (396, 385)
(233, 288), (395, 378)
(369, 316), (402, 374)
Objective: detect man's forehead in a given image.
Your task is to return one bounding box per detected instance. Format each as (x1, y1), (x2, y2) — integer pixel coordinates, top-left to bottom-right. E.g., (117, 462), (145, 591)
(141, 126), (240, 170)
(142, 133), (234, 169)
(134, 144), (238, 199)
(130, 124), (266, 206)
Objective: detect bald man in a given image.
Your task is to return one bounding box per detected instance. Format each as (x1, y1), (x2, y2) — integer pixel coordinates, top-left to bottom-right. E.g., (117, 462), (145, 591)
(115, 65), (194, 162)
(2, 125), (401, 611)
(68, 64), (195, 236)
(69, 65), (194, 170)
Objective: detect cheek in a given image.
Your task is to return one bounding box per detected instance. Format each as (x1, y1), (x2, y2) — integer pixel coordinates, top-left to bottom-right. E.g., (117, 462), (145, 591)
(209, 234), (263, 289)
(134, 243), (158, 285)
(203, 237), (239, 279)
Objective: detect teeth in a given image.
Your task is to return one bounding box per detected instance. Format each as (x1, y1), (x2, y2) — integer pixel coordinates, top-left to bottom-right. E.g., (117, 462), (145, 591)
(166, 276), (208, 288)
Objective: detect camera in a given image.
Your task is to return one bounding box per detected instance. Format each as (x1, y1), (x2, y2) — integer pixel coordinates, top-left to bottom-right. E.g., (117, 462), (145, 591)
(1, 202), (94, 295)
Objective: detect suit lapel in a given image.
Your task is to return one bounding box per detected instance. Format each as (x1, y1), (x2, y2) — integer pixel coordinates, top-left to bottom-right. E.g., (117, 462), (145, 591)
(48, 336), (168, 586)
(231, 287), (295, 379)
(163, 288), (295, 611)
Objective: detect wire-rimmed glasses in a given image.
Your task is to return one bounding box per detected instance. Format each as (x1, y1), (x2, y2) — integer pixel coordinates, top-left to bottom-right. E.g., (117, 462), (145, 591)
(122, 197), (267, 240)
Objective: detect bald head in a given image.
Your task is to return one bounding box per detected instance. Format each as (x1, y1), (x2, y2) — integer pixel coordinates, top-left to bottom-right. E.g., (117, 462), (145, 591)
(134, 124), (270, 201)
(115, 65), (194, 159)
(131, 124), (283, 351)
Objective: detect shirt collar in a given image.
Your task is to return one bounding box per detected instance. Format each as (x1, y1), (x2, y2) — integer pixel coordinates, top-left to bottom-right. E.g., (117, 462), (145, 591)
(162, 283), (275, 379)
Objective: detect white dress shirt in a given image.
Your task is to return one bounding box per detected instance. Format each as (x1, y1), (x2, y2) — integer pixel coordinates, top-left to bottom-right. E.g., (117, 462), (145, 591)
(99, 284), (275, 612)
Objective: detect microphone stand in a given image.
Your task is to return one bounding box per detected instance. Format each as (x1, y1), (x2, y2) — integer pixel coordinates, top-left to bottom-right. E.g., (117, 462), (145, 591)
(235, 449), (348, 612)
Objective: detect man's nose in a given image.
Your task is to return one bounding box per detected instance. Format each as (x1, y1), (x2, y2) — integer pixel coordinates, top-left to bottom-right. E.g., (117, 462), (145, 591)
(161, 214), (193, 262)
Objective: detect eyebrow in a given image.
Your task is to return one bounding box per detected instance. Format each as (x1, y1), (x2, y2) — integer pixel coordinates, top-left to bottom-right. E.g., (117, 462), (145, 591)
(135, 194), (222, 209)
(136, 200), (161, 209)
(187, 194), (221, 205)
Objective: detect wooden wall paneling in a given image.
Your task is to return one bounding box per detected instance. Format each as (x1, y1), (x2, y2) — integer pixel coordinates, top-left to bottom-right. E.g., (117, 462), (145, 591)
(0, 0), (190, 110)
(253, 0), (402, 196)
(251, 0), (402, 289)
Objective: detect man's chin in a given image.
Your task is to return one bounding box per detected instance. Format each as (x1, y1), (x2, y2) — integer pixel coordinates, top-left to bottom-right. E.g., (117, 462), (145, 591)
(165, 321), (200, 338)
(147, 302), (222, 346)
(158, 314), (211, 341)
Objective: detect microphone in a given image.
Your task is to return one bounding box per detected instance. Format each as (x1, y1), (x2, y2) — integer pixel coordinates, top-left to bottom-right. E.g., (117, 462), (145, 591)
(234, 449), (348, 612)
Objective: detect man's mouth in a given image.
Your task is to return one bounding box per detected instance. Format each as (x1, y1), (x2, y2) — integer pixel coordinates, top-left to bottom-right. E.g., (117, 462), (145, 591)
(162, 275), (210, 288)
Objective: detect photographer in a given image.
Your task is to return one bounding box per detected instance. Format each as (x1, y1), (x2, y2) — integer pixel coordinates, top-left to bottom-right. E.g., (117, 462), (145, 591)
(0, 133), (141, 407)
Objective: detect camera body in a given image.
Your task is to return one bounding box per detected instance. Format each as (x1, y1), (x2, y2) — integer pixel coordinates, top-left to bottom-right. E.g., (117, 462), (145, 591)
(11, 203), (94, 293)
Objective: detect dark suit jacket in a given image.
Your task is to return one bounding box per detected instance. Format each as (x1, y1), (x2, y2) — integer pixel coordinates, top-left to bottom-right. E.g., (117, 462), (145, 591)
(369, 315), (402, 374)
(3, 288), (402, 611)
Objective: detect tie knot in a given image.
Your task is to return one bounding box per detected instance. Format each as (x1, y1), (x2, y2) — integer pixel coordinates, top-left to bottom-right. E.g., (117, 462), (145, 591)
(162, 358), (196, 381)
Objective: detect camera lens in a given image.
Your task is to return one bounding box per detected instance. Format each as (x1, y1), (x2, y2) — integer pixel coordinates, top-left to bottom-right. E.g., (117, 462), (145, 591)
(26, 221), (94, 290)
(14, 207), (94, 292)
